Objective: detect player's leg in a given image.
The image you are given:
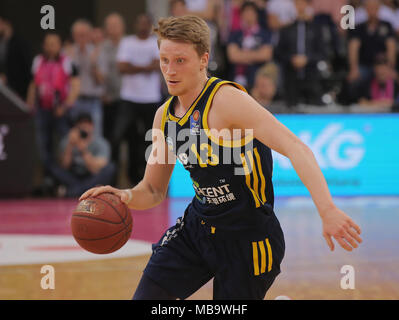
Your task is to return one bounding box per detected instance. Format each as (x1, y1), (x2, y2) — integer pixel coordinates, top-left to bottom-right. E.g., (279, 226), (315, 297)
(212, 230), (285, 300)
(213, 265), (278, 300)
(133, 214), (214, 300)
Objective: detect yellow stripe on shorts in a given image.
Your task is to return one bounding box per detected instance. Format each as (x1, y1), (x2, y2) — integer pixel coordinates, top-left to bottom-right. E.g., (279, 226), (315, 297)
(252, 242), (260, 276)
(258, 240), (267, 274)
(265, 238), (272, 272)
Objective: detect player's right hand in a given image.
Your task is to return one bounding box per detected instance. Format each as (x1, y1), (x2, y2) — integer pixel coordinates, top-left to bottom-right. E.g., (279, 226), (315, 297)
(79, 185), (132, 205)
(321, 207), (362, 252)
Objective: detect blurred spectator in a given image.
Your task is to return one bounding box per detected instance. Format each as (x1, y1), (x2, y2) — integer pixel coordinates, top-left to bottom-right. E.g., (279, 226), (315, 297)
(50, 113), (115, 197)
(99, 13), (125, 148)
(62, 37), (74, 58)
(312, 0), (347, 73)
(114, 14), (161, 185)
(358, 53), (398, 109)
(184, 0), (221, 20)
(67, 19), (107, 137)
(221, 0), (245, 38)
(184, 0), (225, 74)
(312, 0), (346, 39)
(91, 27), (105, 47)
(312, 0), (347, 27)
(346, 0), (396, 103)
(250, 0), (268, 30)
(26, 32), (80, 183)
(0, 16), (32, 99)
(350, 0), (363, 7)
(356, 0), (399, 33)
(276, 0), (325, 107)
(266, 0), (297, 31)
(250, 62), (278, 108)
(222, 0), (268, 33)
(170, 0), (188, 17)
(227, 1), (273, 89)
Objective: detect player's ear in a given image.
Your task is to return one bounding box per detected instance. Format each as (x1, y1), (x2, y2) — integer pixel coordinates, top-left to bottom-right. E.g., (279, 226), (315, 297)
(200, 52), (209, 71)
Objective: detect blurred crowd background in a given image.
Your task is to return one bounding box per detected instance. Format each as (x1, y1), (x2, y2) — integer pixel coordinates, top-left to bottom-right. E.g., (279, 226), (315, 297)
(1, 0), (399, 198)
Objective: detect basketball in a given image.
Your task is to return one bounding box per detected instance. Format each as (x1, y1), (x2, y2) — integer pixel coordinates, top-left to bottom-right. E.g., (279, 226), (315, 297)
(71, 193), (132, 254)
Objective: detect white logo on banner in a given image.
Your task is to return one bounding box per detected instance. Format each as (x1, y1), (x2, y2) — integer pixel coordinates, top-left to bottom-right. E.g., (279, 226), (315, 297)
(274, 124), (365, 170)
(0, 124), (9, 161)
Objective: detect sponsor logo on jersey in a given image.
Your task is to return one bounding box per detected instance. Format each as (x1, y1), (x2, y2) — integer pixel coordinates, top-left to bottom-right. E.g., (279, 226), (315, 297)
(190, 110), (201, 135)
(192, 180), (237, 205)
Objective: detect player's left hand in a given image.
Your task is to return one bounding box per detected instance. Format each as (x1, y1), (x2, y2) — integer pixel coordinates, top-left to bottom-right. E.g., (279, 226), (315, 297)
(321, 207), (362, 252)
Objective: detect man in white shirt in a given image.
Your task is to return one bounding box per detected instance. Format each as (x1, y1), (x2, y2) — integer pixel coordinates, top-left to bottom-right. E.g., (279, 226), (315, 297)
(114, 14), (161, 185)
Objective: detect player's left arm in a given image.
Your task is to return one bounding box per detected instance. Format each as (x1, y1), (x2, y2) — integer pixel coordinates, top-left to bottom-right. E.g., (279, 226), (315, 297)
(213, 86), (362, 252)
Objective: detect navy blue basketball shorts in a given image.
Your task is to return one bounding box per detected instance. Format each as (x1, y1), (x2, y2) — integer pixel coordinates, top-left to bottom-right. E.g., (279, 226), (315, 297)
(141, 208), (285, 300)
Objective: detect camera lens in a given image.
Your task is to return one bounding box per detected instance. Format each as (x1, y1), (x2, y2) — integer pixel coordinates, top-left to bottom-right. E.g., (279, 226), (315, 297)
(79, 129), (88, 139)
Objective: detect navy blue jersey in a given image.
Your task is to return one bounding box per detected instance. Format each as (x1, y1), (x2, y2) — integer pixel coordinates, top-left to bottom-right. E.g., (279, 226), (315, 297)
(161, 77), (276, 237)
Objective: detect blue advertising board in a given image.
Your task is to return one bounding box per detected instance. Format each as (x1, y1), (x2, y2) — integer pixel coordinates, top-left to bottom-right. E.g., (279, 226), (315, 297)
(169, 114), (399, 197)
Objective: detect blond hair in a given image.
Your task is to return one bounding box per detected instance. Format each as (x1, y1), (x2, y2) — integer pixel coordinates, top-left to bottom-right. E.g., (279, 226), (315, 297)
(255, 63), (279, 86)
(153, 15), (210, 57)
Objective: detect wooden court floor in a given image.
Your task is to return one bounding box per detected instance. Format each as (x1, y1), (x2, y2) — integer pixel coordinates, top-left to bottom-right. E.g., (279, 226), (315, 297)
(0, 197), (398, 300)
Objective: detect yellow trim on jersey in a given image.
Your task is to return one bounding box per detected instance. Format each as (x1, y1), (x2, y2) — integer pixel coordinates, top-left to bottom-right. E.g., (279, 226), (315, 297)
(246, 150), (261, 205)
(241, 153), (261, 208)
(202, 80), (254, 148)
(168, 112), (180, 122)
(258, 240), (267, 274)
(254, 148), (267, 203)
(166, 77), (218, 126)
(252, 242), (260, 276)
(266, 238), (272, 272)
(161, 97), (173, 133)
(241, 148), (268, 208)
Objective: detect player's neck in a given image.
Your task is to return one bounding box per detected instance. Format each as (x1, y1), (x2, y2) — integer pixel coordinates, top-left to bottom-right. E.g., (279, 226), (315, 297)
(177, 75), (209, 111)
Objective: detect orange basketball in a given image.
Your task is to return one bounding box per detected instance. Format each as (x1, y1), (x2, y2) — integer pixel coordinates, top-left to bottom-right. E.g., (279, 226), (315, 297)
(71, 193), (132, 254)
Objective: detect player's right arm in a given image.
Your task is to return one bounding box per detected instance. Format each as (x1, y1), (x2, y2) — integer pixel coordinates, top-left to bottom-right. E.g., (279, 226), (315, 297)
(79, 104), (176, 210)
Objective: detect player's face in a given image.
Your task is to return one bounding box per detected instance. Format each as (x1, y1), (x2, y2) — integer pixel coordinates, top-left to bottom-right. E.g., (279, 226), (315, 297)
(159, 39), (208, 97)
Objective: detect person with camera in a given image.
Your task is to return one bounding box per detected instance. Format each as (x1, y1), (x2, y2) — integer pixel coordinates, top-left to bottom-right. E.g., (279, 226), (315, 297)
(49, 112), (115, 197)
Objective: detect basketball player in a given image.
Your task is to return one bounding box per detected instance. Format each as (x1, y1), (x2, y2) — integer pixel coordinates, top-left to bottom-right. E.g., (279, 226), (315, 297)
(80, 15), (362, 300)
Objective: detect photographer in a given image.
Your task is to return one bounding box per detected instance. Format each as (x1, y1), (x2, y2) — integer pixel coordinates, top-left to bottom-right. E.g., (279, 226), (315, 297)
(50, 113), (115, 197)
